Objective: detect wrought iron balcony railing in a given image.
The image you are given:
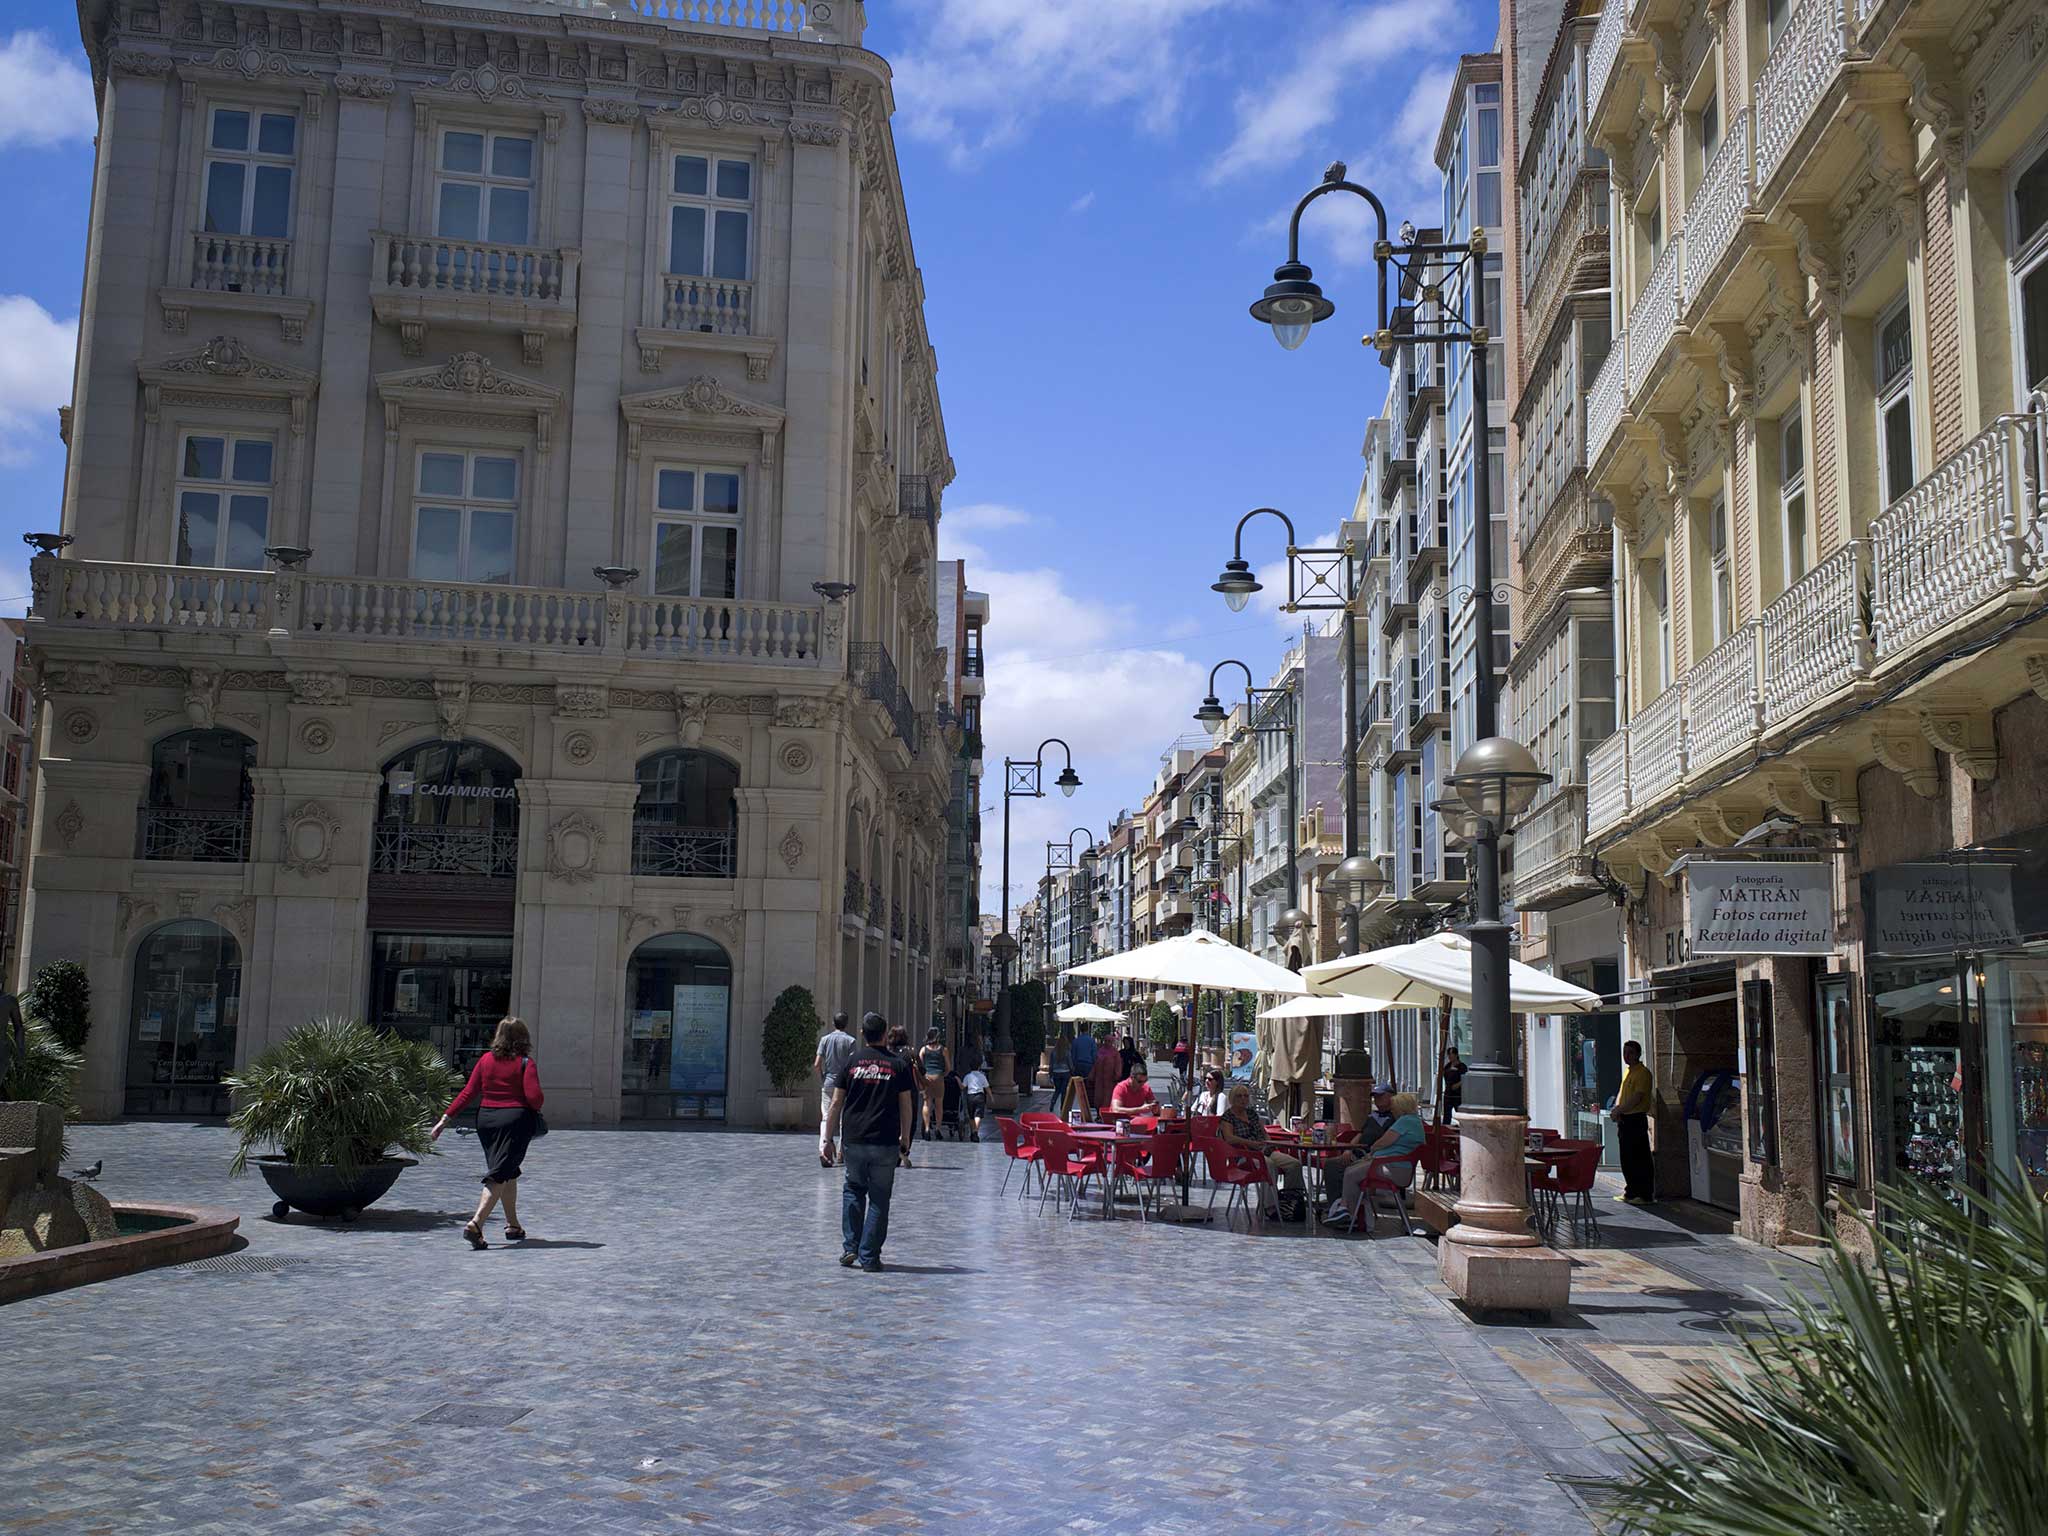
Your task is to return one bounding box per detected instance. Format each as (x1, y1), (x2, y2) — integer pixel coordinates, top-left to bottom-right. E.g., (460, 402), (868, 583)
(136, 807), (251, 863)
(632, 825), (736, 878)
(372, 825), (519, 880)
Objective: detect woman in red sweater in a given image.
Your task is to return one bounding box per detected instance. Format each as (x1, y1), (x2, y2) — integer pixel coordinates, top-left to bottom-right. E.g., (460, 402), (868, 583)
(431, 1016), (543, 1249)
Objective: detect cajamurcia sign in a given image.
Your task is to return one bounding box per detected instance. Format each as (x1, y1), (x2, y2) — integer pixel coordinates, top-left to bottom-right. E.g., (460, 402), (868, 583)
(1686, 861), (1835, 957)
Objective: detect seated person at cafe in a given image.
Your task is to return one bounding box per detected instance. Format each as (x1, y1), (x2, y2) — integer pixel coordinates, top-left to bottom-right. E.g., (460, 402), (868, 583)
(1317, 1084), (1395, 1183)
(1107, 1061), (1158, 1123)
(1215, 1081), (1304, 1217)
(1322, 1091), (1426, 1226)
(1191, 1068), (1228, 1116)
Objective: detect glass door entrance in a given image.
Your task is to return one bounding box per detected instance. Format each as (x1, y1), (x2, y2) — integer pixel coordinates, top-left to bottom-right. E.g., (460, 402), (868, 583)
(370, 934), (512, 1077)
(125, 920), (242, 1117)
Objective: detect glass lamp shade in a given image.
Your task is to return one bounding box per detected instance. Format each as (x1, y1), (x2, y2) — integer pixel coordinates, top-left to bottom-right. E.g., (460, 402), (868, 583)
(987, 932), (1019, 963)
(1324, 852), (1389, 901)
(1055, 766), (1081, 797)
(1211, 558), (1262, 612)
(1248, 261), (1334, 350)
(1446, 736), (1551, 823)
(1274, 906), (1312, 944)
(1430, 796), (1480, 844)
(1194, 695), (1229, 734)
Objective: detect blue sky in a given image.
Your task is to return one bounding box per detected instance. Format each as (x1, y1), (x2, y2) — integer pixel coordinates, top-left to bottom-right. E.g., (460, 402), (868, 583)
(0, 0), (1496, 916)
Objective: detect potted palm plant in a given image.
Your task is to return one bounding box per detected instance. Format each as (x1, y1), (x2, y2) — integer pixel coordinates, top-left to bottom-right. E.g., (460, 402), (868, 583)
(226, 1017), (460, 1221)
(760, 984), (821, 1130)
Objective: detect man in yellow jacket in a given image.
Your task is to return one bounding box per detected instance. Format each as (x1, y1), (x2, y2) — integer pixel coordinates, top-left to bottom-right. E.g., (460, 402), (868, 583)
(1610, 1039), (1656, 1203)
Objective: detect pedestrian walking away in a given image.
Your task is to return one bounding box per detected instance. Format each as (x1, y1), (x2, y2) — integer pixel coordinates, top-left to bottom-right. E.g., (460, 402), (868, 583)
(1609, 1039), (1657, 1203)
(815, 1011), (857, 1168)
(916, 1027), (950, 1139)
(823, 1012), (914, 1272)
(885, 1023), (916, 1163)
(431, 1016), (545, 1249)
(960, 1062), (990, 1140)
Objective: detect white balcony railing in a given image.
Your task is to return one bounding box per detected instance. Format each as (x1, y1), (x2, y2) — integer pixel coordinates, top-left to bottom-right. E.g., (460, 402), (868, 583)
(188, 233), (292, 297)
(1587, 0), (1627, 126)
(615, 0), (808, 31)
(1684, 108), (1754, 298)
(1512, 785), (1596, 900)
(1628, 682), (1687, 808)
(657, 275), (755, 336)
(1871, 403), (2048, 660)
(1753, 0), (1851, 192)
(1626, 234), (1685, 400)
(1761, 539), (1872, 724)
(1686, 622), (1762, 770)
(1586, 729), (1630, 839)
(34, 558), (832, 667)
(376, 234), (576, 303)
(1587, 339), (1626, 469)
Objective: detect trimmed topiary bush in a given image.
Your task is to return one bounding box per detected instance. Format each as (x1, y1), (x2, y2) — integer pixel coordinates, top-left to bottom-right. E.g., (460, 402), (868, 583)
(24, 961), (93, 1053)
(761, 984), (821, 1094)
(1145, 1001), (1179, 1050)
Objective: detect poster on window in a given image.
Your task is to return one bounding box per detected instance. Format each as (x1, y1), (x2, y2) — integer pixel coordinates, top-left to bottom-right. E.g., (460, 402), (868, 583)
(669, 985), (727, 1094)
(192, 987), (217, 1036)
(1687, 861), (1834, 955)
(1865, 862), (2021, 954)
(1228, 1031), (1256, 1080)
(631, 1009), (672, 1042)
(139, 990), (178, 1043)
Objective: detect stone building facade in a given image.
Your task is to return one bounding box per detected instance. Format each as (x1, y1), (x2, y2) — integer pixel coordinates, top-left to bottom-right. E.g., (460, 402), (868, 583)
(28, 0), (955, 1126)
(1576, 0), (2048, 1237)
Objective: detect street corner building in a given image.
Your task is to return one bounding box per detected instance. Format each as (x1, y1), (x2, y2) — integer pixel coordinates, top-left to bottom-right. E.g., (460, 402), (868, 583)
(22, 0), (964, 1128)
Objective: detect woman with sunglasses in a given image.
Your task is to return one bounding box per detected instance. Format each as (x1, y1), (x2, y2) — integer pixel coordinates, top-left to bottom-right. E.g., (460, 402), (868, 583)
(1191, 1068), (1228, 1116)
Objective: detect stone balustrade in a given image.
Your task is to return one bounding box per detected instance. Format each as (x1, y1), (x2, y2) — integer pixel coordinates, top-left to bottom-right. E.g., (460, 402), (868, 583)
(1628, 682), (1686, 809)
(1761, 539), (1872, 724)
(1587, 339), (1626, 470)
(1686, 622), (1763, 771)
(1586, 731), (1630, 840)
(189, 233), (292, 297)
(375, 233), (576, 304)
(32, 557), (833, 667)
(1625, 233), (1685, 402)
(1684, 108), (1754, 301)
(1587, 0), (1626, 127)
(1753, 0), (1851, 192)
(1872, 405), (2047, 661)
(657, 275), (755, 336)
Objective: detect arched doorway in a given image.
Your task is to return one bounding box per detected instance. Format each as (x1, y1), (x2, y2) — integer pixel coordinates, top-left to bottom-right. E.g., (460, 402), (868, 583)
(621, 932), (733, 1120)
(369, 739), (520, 1074)
(126, 920), (242, 1117)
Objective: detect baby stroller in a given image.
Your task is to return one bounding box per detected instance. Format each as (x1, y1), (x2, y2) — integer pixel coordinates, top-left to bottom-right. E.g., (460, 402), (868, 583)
(938, 1071), (968, 1140)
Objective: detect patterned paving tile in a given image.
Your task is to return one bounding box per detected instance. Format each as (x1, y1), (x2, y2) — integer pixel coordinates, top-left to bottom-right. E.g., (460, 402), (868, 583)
(0, 1115), (1811, 1534)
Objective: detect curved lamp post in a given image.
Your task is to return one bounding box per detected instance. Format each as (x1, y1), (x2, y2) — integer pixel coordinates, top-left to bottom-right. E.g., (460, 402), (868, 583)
(1046, 827), (1102, 987)
(1252, 161), (1568, 1311)
(991, 737), (1081, 1108)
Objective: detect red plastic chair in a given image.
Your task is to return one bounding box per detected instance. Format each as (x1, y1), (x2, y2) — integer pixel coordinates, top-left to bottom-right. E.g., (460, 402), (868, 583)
(1538, 1144), (1602, 1245)
(1420, 1123), (1461, 1192)
(995, 1117), (1043, 1200)
(1032, 1127), (1106, 1219)
(1342, 1148), (1422, 1235)
(1021, 1111), (1065, 1130)
(1199, 1135), (1275, 1227)
(1111, 1131), (1187, 1221)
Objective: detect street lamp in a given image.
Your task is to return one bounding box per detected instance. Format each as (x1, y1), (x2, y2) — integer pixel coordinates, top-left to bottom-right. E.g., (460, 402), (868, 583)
(1047, 827), (1103, 982)
(994, 737), (1082, 1102)
(1193, 659), (1302, 946)
(1252, 159), (1566, 1307)
(1209, 506), (1362, 977)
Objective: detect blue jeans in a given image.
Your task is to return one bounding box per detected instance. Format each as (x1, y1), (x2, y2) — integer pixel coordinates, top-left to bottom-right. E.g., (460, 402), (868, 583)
(840, 1142), (899, 1265)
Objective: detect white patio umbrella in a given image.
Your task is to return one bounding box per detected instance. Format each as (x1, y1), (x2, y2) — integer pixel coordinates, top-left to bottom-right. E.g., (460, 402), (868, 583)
(1056, 1001), (1127, 1024)
(1064, 928), (1309, 995)
(1302, 931), (1605, 1013)
(1256, 993), (1392, 1020)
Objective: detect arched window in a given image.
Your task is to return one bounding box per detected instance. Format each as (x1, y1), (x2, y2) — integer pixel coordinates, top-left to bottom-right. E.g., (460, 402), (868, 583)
(632, 750), (738, 876)
(139, 729), (254, 861)
(621, 932), (733, 1119)
(126, 919), (241, 1116)
(374, 739), (520, 878)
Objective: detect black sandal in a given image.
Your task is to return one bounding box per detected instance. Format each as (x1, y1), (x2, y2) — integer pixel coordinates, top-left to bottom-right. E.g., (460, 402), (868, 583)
(504, 1226), (526, 1242)
(462, 1223), (486, 1249)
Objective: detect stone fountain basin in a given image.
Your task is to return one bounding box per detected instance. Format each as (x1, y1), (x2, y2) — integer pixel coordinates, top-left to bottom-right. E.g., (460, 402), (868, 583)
(0, 1201), (240, 1304)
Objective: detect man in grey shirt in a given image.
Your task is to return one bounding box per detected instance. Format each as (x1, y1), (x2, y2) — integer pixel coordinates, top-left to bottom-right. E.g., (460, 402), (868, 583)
(815, 1011), (858, 1167)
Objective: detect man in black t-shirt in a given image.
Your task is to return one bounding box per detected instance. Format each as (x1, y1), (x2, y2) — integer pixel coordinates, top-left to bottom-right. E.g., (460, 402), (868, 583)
(824, 1012), (914, 1271)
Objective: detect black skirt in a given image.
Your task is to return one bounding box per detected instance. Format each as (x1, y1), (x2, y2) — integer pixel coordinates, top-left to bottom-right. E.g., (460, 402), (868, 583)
(476, 1106), (537, 1186)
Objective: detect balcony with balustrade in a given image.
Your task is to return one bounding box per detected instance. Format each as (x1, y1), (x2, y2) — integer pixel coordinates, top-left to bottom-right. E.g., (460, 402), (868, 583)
(28, 553), (838, 672)
(1510, 784), (1606, 910)
(371, 232), (580, 364)
(1586, 338), (1627, 476)
(1751, 0), (1857, 202)
(1624, 232), (1686, 407)
(1682, 109), (1757, 317)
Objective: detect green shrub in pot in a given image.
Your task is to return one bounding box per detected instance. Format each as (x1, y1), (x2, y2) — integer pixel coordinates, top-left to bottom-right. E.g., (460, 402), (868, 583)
(226, 1017), (460, 1178)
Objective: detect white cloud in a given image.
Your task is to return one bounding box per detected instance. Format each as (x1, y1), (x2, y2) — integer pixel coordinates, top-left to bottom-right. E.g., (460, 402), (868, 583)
(1207, 0), (1443, 186)
(1068, 190), (1097, 215)
(0, 294), (77, 466)
(942, 501), (1036, 534)
(890, 0), (1234, 165)
(0, 33), (97, 150)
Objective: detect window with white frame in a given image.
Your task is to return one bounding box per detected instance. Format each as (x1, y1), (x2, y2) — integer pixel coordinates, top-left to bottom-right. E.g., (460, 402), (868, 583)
(2010, 134), (2048, 400)
(666, 153), (752, 280)
(174, 432), (273, 569)
(413, 450), (518, 584)
(1766, 0), (1794, 50)
(202, 105), (295, 238)
(1876, 296), (1916, 505)
(1779, 413), (1810, 587)
(434, 128), (535, 245)
(1644, 556), (1672, 693)
(1699, 87), (1720, 165)
(651, 466), (743, 599)
(1707, 495), (1732, 643)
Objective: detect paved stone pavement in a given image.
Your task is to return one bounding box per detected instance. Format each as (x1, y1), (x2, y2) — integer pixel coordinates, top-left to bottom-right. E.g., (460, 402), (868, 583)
(1, 1114), (1822, 1535)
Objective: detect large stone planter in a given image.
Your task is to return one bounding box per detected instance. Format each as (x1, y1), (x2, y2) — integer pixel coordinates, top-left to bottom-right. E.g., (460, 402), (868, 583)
(762, 1092), (811, 1131)
(255, 1156), (415, 1221)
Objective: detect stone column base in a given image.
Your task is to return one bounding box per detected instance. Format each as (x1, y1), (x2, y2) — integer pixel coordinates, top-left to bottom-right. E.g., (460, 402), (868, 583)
(1439, 1240), (1573, 1314)
(1332, 1075), (1373, 1130)
(989, 1052), (1019, 1112)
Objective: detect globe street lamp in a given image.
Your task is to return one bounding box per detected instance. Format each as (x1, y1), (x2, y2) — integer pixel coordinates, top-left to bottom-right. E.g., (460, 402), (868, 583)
(1252, 160), (1568, 1311)
(1193, 659), (1302, 947)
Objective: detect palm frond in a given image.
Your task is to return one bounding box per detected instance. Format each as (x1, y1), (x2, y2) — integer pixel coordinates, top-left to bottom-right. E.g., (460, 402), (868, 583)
(226, 1017), (462, 1177)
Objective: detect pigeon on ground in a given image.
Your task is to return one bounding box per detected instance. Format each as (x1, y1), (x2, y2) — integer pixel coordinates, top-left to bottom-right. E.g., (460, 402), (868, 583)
(71, 1160), (102, 1181)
